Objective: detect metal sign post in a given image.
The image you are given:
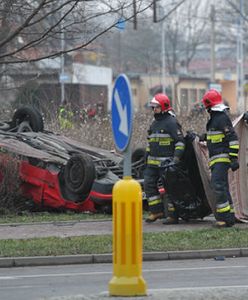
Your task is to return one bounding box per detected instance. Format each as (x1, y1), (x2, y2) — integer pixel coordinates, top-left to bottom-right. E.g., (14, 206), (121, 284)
(111, 73), (132, 176)
(109, 74), (147, 296)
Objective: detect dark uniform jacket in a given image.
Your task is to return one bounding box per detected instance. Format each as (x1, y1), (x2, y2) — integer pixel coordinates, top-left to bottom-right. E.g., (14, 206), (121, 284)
(146, 112), (185, 167)
(206, 110), (239, 167)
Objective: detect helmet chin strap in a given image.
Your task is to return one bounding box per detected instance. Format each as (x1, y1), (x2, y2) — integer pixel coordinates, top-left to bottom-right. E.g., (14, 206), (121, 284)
(154, 111), (163, 119)
(154, 111), (162, 115)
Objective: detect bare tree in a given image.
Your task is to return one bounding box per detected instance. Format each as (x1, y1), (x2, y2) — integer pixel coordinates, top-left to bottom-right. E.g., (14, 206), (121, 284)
(215, 0), (248, 48)
(99, 0), (189, 74)
(161, 0), (209, 74)
(99, 20), (162, 74)
(0, 0), (155, 64)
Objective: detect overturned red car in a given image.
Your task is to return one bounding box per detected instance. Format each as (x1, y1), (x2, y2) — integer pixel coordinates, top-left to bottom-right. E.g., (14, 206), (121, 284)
(0, 106), (145, 213)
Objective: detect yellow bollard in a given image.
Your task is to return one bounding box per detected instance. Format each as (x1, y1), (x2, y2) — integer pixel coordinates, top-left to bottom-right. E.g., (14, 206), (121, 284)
(108, 176), (147, 296)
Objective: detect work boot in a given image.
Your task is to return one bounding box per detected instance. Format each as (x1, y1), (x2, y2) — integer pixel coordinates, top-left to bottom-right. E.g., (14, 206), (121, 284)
(215, 220), (234, 228)
(229, 212), (236, 226)
(162, 216), (179, 225)
(145, 212), (164, 223)
(215, 211), (235, 228)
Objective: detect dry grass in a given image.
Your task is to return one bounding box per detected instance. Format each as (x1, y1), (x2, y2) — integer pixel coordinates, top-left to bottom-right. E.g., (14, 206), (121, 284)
(0, 154), (29, 214)
(45, 110), (210, 151)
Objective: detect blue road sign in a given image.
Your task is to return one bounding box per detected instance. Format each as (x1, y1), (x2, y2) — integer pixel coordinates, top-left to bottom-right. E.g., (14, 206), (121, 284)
(111, 74), (133, 152)
(115, 17), (126, 31)
(59, 73), (69, 82)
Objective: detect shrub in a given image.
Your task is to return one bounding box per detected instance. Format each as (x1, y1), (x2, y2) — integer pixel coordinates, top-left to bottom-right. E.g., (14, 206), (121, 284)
(0, 154), (29, 214)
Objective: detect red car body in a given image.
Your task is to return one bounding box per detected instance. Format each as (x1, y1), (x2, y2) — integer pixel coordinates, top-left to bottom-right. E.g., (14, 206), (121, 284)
(20, 160), (112, 213)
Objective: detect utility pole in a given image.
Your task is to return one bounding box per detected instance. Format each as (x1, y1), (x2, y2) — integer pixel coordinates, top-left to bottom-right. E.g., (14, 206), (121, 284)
(161, 19), (166, 94)
(236, 0), (244, 114)
(210, 5), (216, 83)
(60, 6), (65, 106)
(61, 29), (65, 105)
(159, 3), (166, 94)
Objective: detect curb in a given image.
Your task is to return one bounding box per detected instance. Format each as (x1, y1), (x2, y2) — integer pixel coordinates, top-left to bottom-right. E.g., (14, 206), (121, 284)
(1, 248), (248, 268)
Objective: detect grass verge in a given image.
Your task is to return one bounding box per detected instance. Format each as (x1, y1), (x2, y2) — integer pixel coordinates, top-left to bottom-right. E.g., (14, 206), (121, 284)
(0, 228), (248, 257)
(0, 212), (111, 224)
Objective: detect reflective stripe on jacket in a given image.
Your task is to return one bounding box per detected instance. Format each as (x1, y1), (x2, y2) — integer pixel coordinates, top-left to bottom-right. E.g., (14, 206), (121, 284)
(146, 112), (185, 166)
(206, 111), (239, 166)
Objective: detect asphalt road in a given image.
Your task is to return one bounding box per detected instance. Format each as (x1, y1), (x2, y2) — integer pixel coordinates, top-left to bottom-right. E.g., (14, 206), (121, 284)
(1, 257), (248, 300)
(1, 217), (248, 299)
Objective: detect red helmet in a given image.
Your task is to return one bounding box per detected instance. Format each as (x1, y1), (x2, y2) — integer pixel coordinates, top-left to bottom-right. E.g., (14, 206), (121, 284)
(202, 89), (222, 109)
(150, 93), (172, 112)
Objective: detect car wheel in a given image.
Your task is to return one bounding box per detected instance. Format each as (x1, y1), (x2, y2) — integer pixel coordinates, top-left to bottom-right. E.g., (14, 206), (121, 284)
(131, 147), (146, 179)
(11, 106), (44, 132)
(0, 122), (10, 131)
(32, 106), (44, 132)
(132, 147), (146, 163)
(64, 153), (95, 195)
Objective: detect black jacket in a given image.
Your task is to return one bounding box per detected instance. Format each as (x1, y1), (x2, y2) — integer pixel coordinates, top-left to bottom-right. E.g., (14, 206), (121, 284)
(206, 110), (239, 166)
(146, 112), (185, 166)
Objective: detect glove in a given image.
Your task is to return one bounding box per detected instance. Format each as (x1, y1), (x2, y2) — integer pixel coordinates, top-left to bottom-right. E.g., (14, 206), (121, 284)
(186, 131), (196, 142)
(230, 159), (239, 172)
(161, 157), (173, 166)
(243, 112), (248, 124)
(199, 133), (206, 142)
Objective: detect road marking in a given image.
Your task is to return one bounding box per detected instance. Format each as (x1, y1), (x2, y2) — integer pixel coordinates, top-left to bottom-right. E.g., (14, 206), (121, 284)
(0, 265), (247, 280)
(145, 265), (248, 272)
(0, 271), (111, 280)
(149, 285), (248, 291)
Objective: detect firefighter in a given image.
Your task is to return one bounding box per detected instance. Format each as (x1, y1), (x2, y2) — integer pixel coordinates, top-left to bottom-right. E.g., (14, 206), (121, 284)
(144, 93), (185, 224)
(201, 89), (239, 228)
(58, 103), (74, 130)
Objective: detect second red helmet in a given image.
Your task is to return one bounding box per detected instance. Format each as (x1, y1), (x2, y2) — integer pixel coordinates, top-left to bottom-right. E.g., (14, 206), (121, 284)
(150, 93), (172, 112)
(202, 89), (222, 109)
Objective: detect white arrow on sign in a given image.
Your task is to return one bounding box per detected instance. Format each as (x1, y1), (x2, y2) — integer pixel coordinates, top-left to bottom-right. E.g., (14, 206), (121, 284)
(114, 89), (128, 136)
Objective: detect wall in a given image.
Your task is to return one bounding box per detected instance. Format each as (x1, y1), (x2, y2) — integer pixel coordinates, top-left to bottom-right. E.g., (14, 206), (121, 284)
(129, 74), (208, 114)
(72, 64), (112, 110)
(129, 74), (177, 110)
(175, 78), (208, 113)
(219, 80), (237, 113)
(129, 73), (237, 115)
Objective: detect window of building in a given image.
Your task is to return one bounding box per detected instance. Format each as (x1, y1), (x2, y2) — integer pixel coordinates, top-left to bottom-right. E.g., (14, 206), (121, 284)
(189, 89), (197, 104)
(199, 89), (206, 100)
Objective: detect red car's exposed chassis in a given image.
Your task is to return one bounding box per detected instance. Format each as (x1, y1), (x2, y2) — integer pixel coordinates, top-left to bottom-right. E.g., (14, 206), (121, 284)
(20, 161), (101, 213)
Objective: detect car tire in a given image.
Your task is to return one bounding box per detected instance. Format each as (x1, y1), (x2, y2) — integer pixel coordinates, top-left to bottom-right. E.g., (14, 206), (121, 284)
(131, 147), (146, 179)
(32, 106), (44, 132)
(11, 106), (44, 132)
(132, 147), (146, 163)
(64, 153), (95, 195)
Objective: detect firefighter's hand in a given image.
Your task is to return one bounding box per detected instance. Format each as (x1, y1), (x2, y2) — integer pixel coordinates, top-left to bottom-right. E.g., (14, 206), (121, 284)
(243, 112), (248, 124)
(230, 159), (239, 172)
(186, 130), (197, 142)
(199, 133), (206, 142)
